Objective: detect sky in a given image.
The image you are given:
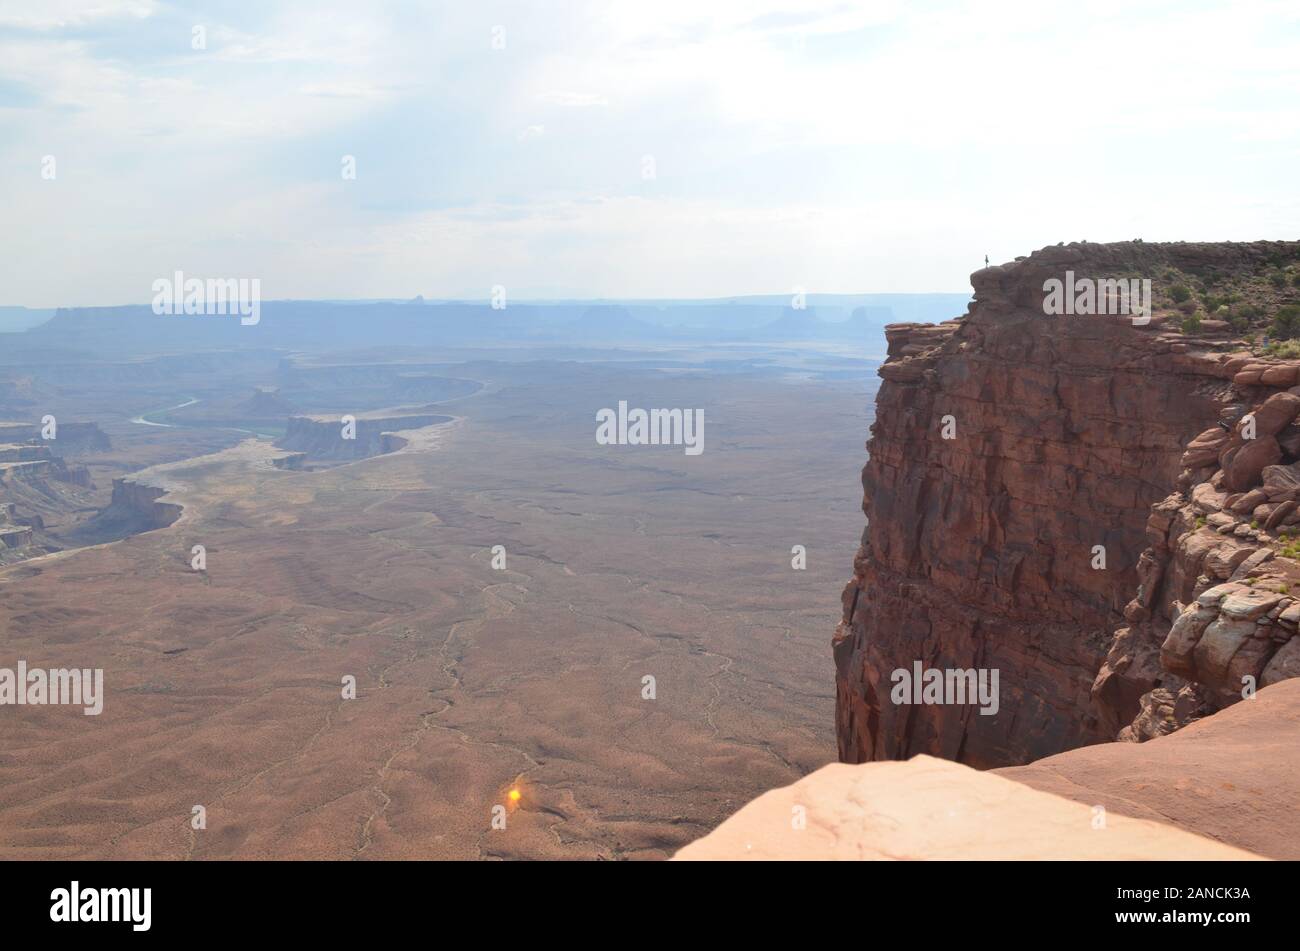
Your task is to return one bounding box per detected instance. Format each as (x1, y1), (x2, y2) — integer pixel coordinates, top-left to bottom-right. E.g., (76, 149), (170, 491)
(1, 0), (1298, 306)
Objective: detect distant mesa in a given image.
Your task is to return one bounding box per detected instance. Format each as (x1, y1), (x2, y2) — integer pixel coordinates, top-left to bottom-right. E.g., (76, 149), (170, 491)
(0, 306), (55, 333)
(570, 305), (668, 342)
(0, 420), (111, 454)
(234, 387), (298, 419)
(7, 295), (972, 355)
(752, 304), (893, 342)
(273, 361), (482, 406)
(274, 412), (451, 466)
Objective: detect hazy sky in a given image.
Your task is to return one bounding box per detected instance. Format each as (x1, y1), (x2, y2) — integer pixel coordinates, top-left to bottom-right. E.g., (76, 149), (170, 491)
(2, 0), (1298, 306)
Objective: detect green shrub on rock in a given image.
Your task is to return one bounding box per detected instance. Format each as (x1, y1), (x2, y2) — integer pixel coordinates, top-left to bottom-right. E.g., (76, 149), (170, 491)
(1271, 304), (1300, 340)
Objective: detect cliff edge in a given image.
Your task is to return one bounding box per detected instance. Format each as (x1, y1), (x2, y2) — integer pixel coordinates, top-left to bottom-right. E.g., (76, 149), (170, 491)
(677, 678), (1298, 860)
(834, 240), (1300, 767)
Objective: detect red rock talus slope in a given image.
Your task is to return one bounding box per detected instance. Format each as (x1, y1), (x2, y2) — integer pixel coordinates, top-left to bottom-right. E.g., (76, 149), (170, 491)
(677, 679), (1298, 860)
(834, 240), (1300, 767)
(1092, 385), (1300, 743)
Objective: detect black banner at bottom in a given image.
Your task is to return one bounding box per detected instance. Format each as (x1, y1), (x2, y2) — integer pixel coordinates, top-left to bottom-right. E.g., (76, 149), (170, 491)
(0, 859), (1280, 938)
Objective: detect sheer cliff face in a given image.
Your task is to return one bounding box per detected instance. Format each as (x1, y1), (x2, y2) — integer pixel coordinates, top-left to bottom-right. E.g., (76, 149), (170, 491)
(834, 241), (1300, 768)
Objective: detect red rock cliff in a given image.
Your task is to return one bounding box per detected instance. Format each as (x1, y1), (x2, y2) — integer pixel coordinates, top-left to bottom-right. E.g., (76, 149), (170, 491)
(834, 240), (1300, 767)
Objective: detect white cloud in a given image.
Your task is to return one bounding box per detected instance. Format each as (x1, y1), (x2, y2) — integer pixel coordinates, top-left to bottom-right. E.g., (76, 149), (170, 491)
(538, 91), (609, 107)
(1, 0), (1298, 305)
(0, 0), (156, 31)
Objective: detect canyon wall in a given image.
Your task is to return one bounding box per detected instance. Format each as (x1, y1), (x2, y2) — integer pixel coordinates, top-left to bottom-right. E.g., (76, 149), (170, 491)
(63, 478), (182, 546)
(0, 421), (111, 453)
(104, 479), (183, 532)
(276, 413), (448, 462)
(0, 443), (94, 555)
(0, 442), (96, 563)
(834, 240), (1300, 767)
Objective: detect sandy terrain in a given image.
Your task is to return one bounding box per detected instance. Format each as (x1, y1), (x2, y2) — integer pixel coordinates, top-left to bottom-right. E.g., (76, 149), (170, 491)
(0, 360), (869, 859)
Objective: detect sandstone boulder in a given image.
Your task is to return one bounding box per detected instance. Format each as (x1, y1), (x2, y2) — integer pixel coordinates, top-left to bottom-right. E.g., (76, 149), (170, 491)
(1262, 462), (1300, 501)
(1266, 500), (1297, 530)
(1182, 427), (1230, 469)
(1218, 588), (1284, 620)
(1225, 628), (1278, 693)
(1194, 617), (1260, 687)
(1207, 512), (1237, 532)
(1162, 603), (1218, 677)
(1280, 426), (1300, 457)
(1190, 481), (1226, 513)
(1203, 543), (1254, 580)
(1225, 436), (1281, 491)
(1250, 391), (1300, 436)
(1262, 637), (1300, 685)
(1228, 547), (1275, 581)
(1260, 365), (1300, 388)
(1230, 488), (1267, 513)
(1118, 684), (1215, 742)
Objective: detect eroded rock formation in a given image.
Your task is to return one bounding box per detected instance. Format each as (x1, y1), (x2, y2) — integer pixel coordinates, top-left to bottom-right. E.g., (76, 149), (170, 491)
(0, 442), (96, 563)
(68, 478), (182, 541)
(835, 240), (1300, 767)
(0, 503), (38, 554)
(276, 413), (448, 463)
(1095, 387), (1300, 741)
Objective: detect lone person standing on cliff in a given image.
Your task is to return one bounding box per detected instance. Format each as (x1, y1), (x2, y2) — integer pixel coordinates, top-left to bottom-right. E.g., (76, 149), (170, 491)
(984, 254), (989, 268)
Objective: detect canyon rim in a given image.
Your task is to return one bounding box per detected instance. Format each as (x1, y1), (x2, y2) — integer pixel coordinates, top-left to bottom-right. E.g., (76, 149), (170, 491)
(834, 239), (1300, 768)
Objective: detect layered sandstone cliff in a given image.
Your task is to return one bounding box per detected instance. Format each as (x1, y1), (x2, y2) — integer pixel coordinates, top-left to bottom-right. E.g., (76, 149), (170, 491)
(0, 443), (96, 563)
(61, 478), (182, 548)
(834, 240), (1300, 767)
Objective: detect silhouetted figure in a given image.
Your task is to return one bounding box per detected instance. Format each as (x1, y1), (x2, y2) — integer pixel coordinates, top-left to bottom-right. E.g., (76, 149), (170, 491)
(984, 254), (989, 268)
